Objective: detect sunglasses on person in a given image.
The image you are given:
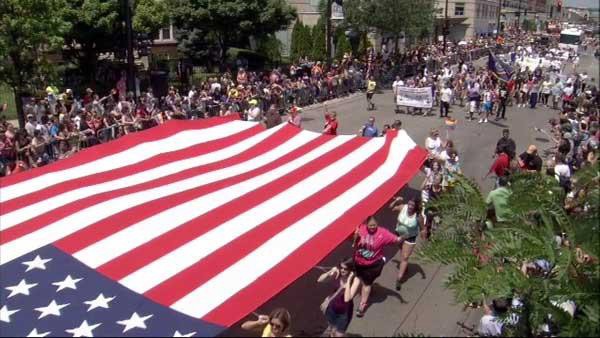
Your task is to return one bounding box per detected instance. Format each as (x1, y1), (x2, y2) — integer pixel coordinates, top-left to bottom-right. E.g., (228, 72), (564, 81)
(270, 321), (285, 331)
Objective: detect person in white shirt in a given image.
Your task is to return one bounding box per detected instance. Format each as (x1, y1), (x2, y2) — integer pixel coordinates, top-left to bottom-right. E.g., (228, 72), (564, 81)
(425, 129), (443, 157)
(25, 114), (37, 137)
(440, 84), (453, 118)
(392, 76), (405, 113)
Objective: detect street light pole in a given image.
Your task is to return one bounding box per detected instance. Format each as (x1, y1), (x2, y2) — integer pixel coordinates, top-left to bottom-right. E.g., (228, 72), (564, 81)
(124, 0), (136, 101)
(516, 0), (522, 32)
(496, 0), (502, 38)
(325, 0), (332, 65)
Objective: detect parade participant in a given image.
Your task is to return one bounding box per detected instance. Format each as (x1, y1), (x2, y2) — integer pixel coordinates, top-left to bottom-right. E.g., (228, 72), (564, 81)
(389, 197), (424, 290)
(440, 83), (453, 118)
(366, 76), (377, 111)
(317, 258), (361, 337)
(242, 308), (293, 337)
(495, 129), (516, 160)
(352, 216), (403, 317)
(425, 128), (443, 157)
(323, 110), (338, 135)
(287, 106), (302, 128)
(359, 116), (379, 138)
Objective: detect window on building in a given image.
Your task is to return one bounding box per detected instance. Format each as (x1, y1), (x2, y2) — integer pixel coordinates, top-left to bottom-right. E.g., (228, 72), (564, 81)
(155, 24), (174, 42)
(455, 2), (465, 16)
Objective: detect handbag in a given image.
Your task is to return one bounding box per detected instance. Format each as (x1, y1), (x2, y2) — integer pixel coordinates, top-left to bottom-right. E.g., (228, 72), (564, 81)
(320, 283), (344, 315)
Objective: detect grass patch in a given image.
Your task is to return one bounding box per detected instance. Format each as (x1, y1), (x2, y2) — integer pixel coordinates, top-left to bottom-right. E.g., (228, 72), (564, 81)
(0, 85), (17, 121)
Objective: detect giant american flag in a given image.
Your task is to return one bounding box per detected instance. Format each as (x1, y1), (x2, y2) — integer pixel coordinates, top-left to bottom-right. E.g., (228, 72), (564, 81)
(0, 116), (426, 337)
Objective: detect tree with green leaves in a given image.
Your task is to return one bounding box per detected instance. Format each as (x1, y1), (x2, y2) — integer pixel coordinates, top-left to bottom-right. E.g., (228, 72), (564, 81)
(169, 0), (296, 67)
(335, 29), (352, 60)
(343, 0), (434, 51)
(290, 21), (312, 62)
(311, 16), (327, 61)
(417, 165), (600, 336)
(62, 0), (169, 89)
(0, 0), (71, 128)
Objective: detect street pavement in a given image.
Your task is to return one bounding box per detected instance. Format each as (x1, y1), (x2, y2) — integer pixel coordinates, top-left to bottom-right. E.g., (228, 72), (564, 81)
(221, 52), (598, 337)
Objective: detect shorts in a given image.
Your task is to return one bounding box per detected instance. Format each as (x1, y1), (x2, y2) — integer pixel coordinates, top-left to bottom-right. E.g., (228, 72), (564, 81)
(325, 304), (352, 332)
(366, 93), (374, 100)
(404, 236), (418, 244)
(396, 231), (417, 244)
(354, 258), (385, 286)
(483, 102), (493, 112)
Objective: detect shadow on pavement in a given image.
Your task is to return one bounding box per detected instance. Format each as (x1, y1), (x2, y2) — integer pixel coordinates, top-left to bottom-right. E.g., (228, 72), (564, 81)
(390, 261), (427, 283)
(369, 282), (407, 305)
(487, 120), (509, 128)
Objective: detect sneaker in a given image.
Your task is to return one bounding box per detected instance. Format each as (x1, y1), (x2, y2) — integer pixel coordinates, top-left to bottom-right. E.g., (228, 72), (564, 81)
(356, 302), (368, 318)
(478, 118), (483, 123)
(395, 279), (402, 291)
(484, 118), (488, 123)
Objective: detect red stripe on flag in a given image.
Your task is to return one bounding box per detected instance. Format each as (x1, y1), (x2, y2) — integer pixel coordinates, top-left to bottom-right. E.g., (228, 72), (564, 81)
(202, 146), (427, 327)
(50, 126), (303, 253)
(1, 124), (281, 245)
(98, 137), (367, 282)
(143, 136), (391, 306)
(0, 116), (239, 188)
(0, 124), (264, 216)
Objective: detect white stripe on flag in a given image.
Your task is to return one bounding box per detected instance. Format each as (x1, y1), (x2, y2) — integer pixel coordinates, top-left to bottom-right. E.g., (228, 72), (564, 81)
(75, 133), (355, 269)
(171, 132), (414, 318)
(0, 120), (255, 203)
(0, 130), (318, 266)
(119, 136), (383, 293)
(1, 124), (285, 229)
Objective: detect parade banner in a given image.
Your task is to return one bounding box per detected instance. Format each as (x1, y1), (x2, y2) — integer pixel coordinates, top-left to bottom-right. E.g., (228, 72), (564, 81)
(396, 86), (433, 108)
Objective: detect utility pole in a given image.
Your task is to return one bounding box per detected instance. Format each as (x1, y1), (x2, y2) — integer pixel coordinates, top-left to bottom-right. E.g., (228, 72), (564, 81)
(443, 0), (449, 55)
(325, 0), (332, 65)
(496, 0), (502, 38)
(516, 0), (522, 32)
(124, 0), (136, 101)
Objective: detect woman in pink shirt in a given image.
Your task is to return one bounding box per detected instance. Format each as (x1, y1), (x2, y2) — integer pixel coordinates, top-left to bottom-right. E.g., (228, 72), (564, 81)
(352, 215), (402, 317)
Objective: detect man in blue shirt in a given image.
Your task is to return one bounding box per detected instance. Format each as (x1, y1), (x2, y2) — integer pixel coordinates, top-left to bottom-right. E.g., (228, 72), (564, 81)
(359, 116), (379, 137)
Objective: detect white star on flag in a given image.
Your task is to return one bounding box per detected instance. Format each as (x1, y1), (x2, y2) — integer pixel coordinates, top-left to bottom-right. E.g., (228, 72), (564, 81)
(34, 300), (70, 319)
(116, 312), (153, 333)
(21, 255), (52, 272)
(5, 279), (38, 298)
(26, 328), (51, 337)
(174, 330), (197, 337)
(0, 305), (20, 323)
(52, 275), (82, 292)
(83, 293), (115, 312)
(65, 320), (102, 337)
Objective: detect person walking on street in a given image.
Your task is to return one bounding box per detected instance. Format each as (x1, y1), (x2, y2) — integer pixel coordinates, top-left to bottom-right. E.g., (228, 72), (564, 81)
(366, 76), (377, 111)
(495, 129), (516, 160)
(242, 308), (293, 337)
(317, 258), (361, 337)
(440, 83), (453, 118)
(389, 197), (424, 291)
(359, 116), (379, 138)
(393, 76), (404, 114)
(496, 83), (508, 120)
(352, 216), (403, 318)
(323, 110), (338, 136)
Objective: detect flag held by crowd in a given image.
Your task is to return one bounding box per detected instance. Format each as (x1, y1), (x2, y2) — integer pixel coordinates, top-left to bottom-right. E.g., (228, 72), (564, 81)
(488, 50), (514, 81)
(0, 116), (426, 337)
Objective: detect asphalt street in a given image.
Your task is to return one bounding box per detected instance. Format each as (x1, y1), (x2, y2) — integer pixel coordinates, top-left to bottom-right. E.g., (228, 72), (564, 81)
(223, 52), (597, 337)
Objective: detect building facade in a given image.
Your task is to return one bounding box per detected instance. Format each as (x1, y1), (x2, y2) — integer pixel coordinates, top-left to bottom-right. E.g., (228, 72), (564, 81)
(435, 0), (501, 41)
(276, 0), (322, 56)
(499, 0), (554, 32)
